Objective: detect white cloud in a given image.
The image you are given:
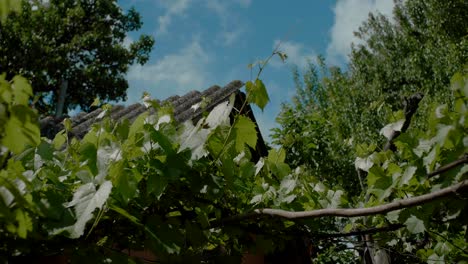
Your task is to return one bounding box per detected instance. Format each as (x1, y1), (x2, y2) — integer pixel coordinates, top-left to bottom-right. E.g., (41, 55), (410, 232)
(221, 29), (244, 46)
(155, 0), (250, 46)
(157, 0), (191, 35)
(123, 35), (133, 49)
(271, 40), (316, 69)
(233, 0), (251, 8)
(327, 0), (394, 66)
(205, 0), (226, 15)
(205, 0), (248, 46)
(127, 39), (211, 100)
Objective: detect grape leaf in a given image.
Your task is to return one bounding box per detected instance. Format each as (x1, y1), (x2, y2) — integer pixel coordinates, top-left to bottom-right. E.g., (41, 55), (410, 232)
(3, 105), (40, 154)
(233, 115), (257, 152)
(6, 209), (33, 238)
(405, 215), (425, 234)
(147, 170), (167, 199)
(15, 209), (33, 238)
(51, 181), (113, 238)
(245, 79), (270, 111)
(434, 241), (452, 255)
(11, 75), (32, 105)
(379, 119), (405, 139)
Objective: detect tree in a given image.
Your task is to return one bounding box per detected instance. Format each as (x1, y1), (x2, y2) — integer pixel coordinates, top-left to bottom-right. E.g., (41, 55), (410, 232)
(274, 0), (468, 199)
(0, 0), (154, 116)
(273, 0), (468, 262)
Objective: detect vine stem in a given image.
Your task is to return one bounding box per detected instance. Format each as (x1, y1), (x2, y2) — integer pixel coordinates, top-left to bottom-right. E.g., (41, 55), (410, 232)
(214, 43), (284, 162)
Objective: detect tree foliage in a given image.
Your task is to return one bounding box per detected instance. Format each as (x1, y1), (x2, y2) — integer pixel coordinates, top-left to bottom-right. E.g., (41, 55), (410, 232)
(273, 0), (468, 262)
(0, 0), (154, 115)
(274, 0), (468, 196)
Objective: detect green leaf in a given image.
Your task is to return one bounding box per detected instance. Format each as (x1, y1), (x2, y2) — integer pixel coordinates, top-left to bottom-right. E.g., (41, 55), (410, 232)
(129, 112), (148, 139)
(206, 126), (226, 157)
(400, 166), (417, 186)
(15, 209), (33, 238)
(6, 209), (34, 239)
(90, 97), (101, 107)
(80, 142), (98, 175)
(239, 161), (255, 179)
(434, 241), (452, 255)
(427, 253), (444, 264)
(109, 205), (141, 226)
(11, 76), (32, 105)
(221, 153), (236, 186)
(404, 215), (425, 234)
(147, 170), (168, 199)
(53, 130), (67, 149)
(51, 181), (113, 238)
(232, 115), (257, 152)
(367, 166), (387, 187)
(245, 79), (270, 111)
(115, 119), (130, 141)
(267, 148), (291, 178)
(3, 105), (40, 154)
(385, 210), (401, 223)
(268, 148), (286, 163)
(37, 140), (54, 161)
(147, 124), (175, 155)
(110, 161), (138, 204)
(63, 118), (72, 131)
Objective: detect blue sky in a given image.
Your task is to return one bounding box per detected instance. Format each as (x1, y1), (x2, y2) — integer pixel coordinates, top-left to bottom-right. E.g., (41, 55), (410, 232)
(118, 0), (394, 141)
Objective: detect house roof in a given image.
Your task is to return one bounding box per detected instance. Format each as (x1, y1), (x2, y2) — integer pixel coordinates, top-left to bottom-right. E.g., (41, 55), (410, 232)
(39, 80), (268, 157)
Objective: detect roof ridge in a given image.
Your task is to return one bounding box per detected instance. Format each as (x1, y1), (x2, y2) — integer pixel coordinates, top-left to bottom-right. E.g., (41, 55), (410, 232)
(39, 80), (245, 139)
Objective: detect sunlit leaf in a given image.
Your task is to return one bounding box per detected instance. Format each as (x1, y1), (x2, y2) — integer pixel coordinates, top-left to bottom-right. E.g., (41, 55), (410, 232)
(379, 119), (404, 139)
(52, 181), (113, 238)
(3, 105), (40, 154)
(233, 115), (257, 152)
(245, 79), (270, 111)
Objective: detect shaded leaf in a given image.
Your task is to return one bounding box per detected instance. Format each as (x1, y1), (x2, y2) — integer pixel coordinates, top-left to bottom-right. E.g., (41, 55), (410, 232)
(405, 215), (425, 234)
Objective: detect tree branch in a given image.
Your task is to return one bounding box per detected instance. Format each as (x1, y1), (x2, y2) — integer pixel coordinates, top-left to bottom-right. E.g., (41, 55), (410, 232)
(384, 92), (424, 151)
(215, 180), (468, 224)
(428, 153), (468, 178)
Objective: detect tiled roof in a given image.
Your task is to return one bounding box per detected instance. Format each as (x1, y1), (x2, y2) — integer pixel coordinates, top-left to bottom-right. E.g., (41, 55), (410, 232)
(40, 80), (268, 160)
(39, 80), (256, 136)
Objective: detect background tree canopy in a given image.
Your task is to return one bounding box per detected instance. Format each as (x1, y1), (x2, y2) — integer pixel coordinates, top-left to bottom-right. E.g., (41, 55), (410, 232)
(273, 0), (468, 194)
(273, 0), (468, 262)
(0, 0), (154, 115)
